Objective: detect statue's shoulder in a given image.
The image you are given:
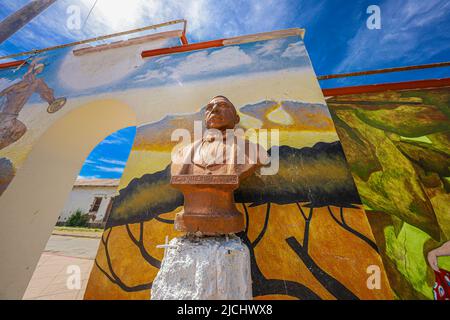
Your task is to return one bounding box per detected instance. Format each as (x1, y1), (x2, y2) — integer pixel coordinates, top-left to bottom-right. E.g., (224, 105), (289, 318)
(172, 142), (193, 162)
(171, 140), (202, 166)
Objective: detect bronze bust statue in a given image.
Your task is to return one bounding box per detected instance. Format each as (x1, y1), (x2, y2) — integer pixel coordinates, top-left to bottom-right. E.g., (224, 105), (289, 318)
(170, 96), (268, 235)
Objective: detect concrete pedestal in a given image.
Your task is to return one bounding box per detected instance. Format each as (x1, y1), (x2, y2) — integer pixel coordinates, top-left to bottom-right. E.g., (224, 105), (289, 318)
(151, 235), (252, 300)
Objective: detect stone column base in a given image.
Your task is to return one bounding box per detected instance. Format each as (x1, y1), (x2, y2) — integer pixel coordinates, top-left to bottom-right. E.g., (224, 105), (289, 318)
(151, 235), (252, 300)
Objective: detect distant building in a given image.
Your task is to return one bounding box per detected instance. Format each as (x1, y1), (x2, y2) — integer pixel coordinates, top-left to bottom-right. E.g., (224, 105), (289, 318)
(58, 179), (119, 227)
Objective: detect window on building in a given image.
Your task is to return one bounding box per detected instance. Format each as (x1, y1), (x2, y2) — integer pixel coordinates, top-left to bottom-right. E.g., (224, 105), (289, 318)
(90, 197), (102, 212)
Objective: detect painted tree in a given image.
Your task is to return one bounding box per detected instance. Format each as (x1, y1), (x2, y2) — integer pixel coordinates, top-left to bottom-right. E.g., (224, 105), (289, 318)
(96, 168), (181, 292)
(235, 142), (373, 299)
(95, 141), (375, 299)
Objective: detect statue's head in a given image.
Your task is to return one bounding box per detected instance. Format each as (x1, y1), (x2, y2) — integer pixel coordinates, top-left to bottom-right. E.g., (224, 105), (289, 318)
(205, 96), (240, 130)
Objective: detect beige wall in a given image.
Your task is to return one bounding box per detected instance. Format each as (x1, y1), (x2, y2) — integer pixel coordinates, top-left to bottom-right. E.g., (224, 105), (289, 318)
(0, 100), (136, 299)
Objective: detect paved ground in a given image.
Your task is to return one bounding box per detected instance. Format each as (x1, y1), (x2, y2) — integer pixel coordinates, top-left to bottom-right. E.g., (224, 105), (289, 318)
(22, 235), (101, 300)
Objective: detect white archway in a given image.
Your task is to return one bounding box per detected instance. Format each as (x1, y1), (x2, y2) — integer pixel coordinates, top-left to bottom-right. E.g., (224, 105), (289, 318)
(0, 99), (136, 299)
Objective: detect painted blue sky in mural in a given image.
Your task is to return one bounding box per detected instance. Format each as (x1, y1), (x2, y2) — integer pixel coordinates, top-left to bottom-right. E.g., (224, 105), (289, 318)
(131, 38), (311, 88)
(0, 37), (309, 102)
(1, 0), (449, 179)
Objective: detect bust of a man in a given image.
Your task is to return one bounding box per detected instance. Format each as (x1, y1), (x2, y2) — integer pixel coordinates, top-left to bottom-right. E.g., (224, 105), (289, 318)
(170, 96), (268, 235)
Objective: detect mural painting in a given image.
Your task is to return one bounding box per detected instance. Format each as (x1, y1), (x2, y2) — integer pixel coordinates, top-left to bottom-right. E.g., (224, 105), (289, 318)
(1, 26), (446, 299)
(0, 56), (68, 195)
(0, 30), (187, 298)
(0, 59), (66, 150)
(327, 88), (450, 299)
(0, 34), (181, 197)
(83, 35), (393, 299)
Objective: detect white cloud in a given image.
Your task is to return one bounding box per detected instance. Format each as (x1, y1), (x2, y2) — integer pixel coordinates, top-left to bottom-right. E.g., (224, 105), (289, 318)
(335, 0), (450, 72)
(80, 0), (146, 31)
(172, 46), (252, 78)
(99, 139), (123, 145)
(2, 0), (321, 57)
(254, 39), (286, 57)
(77, 174), (100, 179)
(99, 132), (131, 145)
(154, 56), (172, 64)
(94, 165), (124, 173)
(281, 41), (307, 59)
(81, 0), (212, 40)
(58, 33), (177, 91)
(134, 69), (168, 82)
(98, 158), (127, 166)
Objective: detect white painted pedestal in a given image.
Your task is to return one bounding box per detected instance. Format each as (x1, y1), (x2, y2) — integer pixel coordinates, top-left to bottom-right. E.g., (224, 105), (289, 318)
(151, 235), (252, 300)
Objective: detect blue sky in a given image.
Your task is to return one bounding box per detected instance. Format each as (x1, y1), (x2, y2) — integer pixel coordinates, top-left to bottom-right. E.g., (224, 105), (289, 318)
(1, 0), (449, 179)
(76, 127), (136, 179)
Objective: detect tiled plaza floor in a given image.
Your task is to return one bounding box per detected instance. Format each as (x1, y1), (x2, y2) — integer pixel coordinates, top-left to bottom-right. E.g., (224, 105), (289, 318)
(22, 235), (101, 300)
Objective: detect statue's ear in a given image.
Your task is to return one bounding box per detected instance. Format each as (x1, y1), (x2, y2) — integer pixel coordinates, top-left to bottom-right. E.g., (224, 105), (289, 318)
(235, 114), (240, 124)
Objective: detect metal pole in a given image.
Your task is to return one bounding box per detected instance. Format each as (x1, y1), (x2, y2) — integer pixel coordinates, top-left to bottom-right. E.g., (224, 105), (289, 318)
(0, 19), (187, 61)
(0, 0), (58, 45)
(317, 61), (450, 80)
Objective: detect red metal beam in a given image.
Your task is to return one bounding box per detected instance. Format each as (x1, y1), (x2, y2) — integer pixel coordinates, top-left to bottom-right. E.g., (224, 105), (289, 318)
(0, 60), (26, 69)
(180, 34), (188, 45)
(322, 78), (450, 97)
(141, 39), (224, 58)
(318, 61), (450, 80)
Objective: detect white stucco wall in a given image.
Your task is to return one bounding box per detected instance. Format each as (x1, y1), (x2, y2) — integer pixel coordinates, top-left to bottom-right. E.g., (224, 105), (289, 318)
(59, 186), (116, 223)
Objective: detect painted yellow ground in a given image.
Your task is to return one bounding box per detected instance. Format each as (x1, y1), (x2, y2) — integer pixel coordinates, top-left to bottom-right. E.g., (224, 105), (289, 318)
(85, 204), (393, 300)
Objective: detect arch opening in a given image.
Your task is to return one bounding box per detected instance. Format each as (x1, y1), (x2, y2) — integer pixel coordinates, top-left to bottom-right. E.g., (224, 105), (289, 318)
(0, 99), (136, 299)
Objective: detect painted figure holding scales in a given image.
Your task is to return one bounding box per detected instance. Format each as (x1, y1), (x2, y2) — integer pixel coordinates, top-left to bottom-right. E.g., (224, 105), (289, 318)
(171, 96), (269, 235)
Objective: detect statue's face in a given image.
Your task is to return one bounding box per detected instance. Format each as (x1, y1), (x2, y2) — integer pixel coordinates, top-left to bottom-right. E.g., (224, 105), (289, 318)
(205, 96), (239, 130)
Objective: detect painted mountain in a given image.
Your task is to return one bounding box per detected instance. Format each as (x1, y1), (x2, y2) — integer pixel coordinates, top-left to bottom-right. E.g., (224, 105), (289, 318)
(132, 100), (335, 151)
(106, 141), (360, 228)
(239, 100), (334, 131)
